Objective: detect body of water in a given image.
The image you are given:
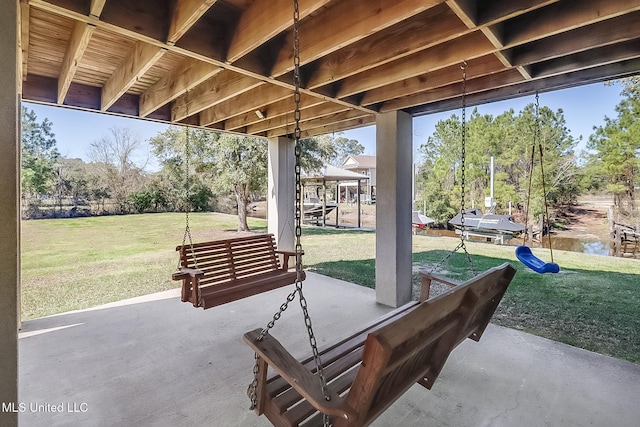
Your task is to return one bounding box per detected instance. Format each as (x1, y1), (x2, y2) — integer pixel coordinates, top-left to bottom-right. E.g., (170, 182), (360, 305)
(420, 228), (640, 260)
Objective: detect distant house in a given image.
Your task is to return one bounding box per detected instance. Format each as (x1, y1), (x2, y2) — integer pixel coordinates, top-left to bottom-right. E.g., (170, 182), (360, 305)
(341, 155), (376, 203)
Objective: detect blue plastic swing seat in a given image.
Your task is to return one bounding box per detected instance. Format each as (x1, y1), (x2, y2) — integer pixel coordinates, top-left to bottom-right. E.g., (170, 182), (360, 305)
(515, 245), (560, 274)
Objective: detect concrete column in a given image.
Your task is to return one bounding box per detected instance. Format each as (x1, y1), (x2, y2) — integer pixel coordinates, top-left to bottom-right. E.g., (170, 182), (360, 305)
(0, 1), (20, 425)
(267, 137), (295, 256)
(375, 111), (413, 307)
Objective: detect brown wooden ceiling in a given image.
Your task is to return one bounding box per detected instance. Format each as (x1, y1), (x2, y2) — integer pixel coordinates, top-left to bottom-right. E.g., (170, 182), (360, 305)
(19, 0), (640, 138)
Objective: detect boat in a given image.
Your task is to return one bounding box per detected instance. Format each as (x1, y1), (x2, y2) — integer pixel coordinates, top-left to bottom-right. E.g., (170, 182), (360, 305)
(449, 208), (524, 244)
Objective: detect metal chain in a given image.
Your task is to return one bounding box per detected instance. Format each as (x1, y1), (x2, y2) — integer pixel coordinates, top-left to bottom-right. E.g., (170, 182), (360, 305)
(249, 3), (331, 424)
(178, 89), (198, 271)
(536, 93), (555, 262)
(430, 62), (475, 276)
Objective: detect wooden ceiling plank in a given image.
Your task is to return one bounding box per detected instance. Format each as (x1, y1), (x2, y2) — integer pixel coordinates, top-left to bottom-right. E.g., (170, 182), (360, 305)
(504, 0), (640, 48)
(306, 5), (464, 89)
(139, 58), (221, 117)
(477, 0), (558, 27)
(336, 32), (494, 99)
(512, 13), (640, 67)
(361, 55), (504, 106)
(271, 0), (445, 77)
(167, 0), (218, 45)
(101, 41), (166, 111)
(171, 70), (263, 121)
(58, 21), (95, 104)
(226, 0), (332, 63)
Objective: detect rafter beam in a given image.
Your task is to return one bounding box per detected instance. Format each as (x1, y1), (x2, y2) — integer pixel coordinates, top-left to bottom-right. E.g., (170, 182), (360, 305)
(306, 5), (463, 89)
(511, 12), (640, 67)
(101, 41), (165, 111)
(226, 0), (332, 63)
(267, 109), (371, 138)
(361, 54), (505, 106)
(270, 0), (444, 77)
(58, 21), (95, 104)
(90, 0), (106, 17)
(503, 0), (640, 47)
(336, 32), (494, 99)
(381, 69), (524, 113)
(167, 0), (218, 45)
(171, 70), (263, 122)
(223, 93), (323, 131)
(296, 115), (376, 139)
(247, 102), (349, 135)
(139, 58), (221, 117)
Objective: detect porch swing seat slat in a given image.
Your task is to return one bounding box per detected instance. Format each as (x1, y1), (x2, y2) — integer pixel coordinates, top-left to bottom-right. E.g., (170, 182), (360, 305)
(173, 233), (302, 309)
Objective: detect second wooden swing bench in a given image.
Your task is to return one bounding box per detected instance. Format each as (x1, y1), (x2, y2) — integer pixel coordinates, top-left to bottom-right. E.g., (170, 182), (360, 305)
(244, 262), (517, 427)
(173, 233), (301, 309)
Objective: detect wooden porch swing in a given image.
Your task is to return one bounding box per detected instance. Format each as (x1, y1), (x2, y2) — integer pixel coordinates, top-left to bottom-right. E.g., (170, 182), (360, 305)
(172, 92), (301, 310)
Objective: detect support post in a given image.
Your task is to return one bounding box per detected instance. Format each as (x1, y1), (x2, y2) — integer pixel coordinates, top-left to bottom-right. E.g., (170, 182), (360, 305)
(267, 137), (295, 262)
(375, 111), (413, 307)
(0, 1), (20, 425)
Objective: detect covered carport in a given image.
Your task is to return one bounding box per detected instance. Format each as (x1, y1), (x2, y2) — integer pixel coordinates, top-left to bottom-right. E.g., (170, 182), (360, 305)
(2, 1), (640, 424)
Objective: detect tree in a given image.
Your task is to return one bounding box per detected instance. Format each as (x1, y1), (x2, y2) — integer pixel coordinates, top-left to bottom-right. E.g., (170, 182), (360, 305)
(207, 134), (268, 231)
(588, 78), (640, 213)
(21, 107), (59, 199)
(88, 127), (147, 213)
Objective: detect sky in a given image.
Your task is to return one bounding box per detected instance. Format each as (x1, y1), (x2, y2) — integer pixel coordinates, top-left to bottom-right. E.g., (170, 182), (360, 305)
(24, 81), (624, 170)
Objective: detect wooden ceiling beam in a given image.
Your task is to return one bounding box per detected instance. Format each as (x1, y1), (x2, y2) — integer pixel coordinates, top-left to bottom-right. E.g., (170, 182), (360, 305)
(531, 40), (640, 79)
(306, 5), (464, 89)
(90, 0), (106, 17)
(267, 109), (371, 138)
(408, 57), (640, 116)
(101, 41), (166, 111)
(199, 85), (292, 127)
(223, 93), (323, 131)
(336, 32), (495, 99)
(361, 54), (504, 106)
(172, 70), (263, 122)
(247, 102), (349, 135)
(226, 0), (332, 63)
(58, 21), (95, 104)
(503, 0), (640, 48)
(511, 12), (640, 67)
(167, 0), (218, 45)
(380, 69), (524, 113)
(270, 0), (444, 77)
(139, 58), (221, 117)
(297, 115), (377, 139)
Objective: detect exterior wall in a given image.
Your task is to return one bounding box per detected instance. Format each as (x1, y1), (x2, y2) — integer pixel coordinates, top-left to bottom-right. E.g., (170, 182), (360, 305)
(375, 111), (412, 307)
(0, 1), (20, 425)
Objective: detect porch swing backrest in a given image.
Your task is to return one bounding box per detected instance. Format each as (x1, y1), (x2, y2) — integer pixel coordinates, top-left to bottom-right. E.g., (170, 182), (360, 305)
(173, 233), (301, 309)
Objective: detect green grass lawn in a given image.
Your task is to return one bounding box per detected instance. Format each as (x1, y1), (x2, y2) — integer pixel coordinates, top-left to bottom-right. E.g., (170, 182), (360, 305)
(21, 213), (640, 364)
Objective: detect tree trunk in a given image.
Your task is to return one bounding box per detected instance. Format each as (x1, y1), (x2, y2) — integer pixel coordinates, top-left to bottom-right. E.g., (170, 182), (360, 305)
(236, 183), (249, 232)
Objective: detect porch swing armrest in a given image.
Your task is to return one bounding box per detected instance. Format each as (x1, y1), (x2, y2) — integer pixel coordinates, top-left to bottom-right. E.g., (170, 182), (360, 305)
(172, 267), (205, 281)
(275, 250), (304, 270)
(243, 329), (358, 423)
(418, 270), (461, 301)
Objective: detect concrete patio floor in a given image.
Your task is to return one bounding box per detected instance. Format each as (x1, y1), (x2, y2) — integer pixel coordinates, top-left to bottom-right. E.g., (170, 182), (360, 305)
(19, 272), (640, 426)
